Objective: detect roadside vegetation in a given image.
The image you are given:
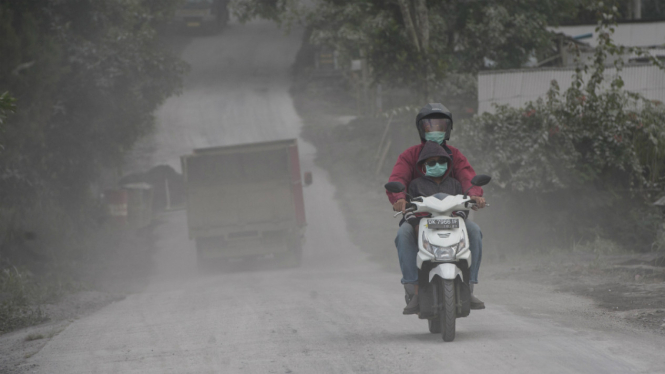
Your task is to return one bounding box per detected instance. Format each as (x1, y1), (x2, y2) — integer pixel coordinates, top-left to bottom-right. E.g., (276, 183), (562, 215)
(0, 267), (47, 333)
(0, 0), (186, 333)
(243, 0), (665, 254)
(283, 1), (665, 330)
(456, 5), (665, 252)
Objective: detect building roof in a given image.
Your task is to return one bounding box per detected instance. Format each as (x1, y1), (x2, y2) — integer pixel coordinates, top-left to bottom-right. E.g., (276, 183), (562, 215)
(549, 21), (665, 48)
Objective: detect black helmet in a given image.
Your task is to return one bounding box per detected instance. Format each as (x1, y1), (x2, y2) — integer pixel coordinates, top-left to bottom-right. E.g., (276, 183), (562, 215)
(416, 103), (453, 142)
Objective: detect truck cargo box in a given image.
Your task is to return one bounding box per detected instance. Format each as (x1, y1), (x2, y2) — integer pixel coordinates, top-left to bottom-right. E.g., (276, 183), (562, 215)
(181, 139), (306, 266)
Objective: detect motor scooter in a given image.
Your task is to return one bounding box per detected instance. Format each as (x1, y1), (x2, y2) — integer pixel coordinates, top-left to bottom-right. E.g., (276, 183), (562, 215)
(385, 175), (491, 342)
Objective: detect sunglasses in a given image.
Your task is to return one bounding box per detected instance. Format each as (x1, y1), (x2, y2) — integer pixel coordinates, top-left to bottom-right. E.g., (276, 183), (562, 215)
(425, 158), (447, 167)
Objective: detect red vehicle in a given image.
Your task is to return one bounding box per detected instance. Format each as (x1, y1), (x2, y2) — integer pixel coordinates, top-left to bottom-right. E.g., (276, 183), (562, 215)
(181, 139), (306, 268)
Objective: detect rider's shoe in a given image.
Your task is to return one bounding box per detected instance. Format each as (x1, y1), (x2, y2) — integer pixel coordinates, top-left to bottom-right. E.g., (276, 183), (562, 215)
(403, 284), (419, 315)
(470, 284), (485, 310)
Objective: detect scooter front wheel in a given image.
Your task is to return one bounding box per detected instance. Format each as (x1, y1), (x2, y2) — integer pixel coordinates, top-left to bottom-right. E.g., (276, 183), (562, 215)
(440, 279), (456, 342)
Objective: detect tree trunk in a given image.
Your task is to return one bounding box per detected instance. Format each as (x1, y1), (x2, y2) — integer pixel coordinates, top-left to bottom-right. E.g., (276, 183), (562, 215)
(397, 0), (421, 52)
(414, 0), (430, 100)
(397, 0), (431, 101)
(414, 0), (429, 50)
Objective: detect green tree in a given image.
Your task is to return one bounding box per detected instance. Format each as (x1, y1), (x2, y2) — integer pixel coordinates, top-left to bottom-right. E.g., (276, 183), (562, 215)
(0, 0), (186, 208)
(233, 0), (584, 99)
(0, 0), (186, 265)
(0, 91), (15, 126)
(562, 0), (665, 23)
(0, 91), (16, 156)
(457, 3), (665, 250)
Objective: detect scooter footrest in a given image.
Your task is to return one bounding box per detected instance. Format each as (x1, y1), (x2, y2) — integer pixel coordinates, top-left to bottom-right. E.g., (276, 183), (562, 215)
(417, 311), (437, 320)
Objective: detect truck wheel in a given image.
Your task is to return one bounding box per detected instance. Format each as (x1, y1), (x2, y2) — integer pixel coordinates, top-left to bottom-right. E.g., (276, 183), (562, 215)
(196, 247), (215, 272)
(195, 240), (206, 270)
(284, 244), (303, 268)
(440, 279), (456, 342)
(276, 238), (302, 268)
(195, 238), (226, 272)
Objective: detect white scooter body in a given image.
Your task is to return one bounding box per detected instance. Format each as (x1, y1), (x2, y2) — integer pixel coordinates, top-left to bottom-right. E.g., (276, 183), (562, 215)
(413, 194), (472, 284)
(385, 175), (490, 342)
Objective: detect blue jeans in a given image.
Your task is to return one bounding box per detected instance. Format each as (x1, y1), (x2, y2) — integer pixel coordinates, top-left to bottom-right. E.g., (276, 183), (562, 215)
(395, 220), (482, 285)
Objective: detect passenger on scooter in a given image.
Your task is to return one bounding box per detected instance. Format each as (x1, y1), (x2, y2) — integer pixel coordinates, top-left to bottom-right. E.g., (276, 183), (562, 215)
(403, 141), (464, 227)
(387, 103), (486, 315)
(399, 141), (484, 314)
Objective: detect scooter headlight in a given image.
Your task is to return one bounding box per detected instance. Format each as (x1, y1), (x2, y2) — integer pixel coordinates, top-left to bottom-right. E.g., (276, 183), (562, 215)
(432, 246), (456, 261)
(423, 232), (457, 261)
(422, 232), (457, 261)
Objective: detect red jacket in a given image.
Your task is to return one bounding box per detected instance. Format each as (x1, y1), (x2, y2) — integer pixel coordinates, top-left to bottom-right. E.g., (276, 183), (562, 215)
(387, 143), (483, 204)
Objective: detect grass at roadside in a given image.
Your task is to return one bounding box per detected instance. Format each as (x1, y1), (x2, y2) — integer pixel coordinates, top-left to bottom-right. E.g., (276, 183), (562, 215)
(506, 247), (665, 332)
(0, 224), (156, 335)
(0, 267), (48, 334)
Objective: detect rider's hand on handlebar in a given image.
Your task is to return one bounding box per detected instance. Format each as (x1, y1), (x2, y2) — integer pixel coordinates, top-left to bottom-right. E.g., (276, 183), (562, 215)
(404, 211), (418, 225)
(470, 196), (486, 211)
(393, 199), (407, 213)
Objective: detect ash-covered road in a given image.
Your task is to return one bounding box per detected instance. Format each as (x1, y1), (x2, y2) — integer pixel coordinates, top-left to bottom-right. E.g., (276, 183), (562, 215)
(26, 20), (665, 374)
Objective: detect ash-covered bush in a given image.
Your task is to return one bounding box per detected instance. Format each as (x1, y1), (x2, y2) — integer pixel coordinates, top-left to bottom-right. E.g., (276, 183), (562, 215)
(463, 83), (665, 195)
(460, 84), (665, 251)
(458, 8), (665, 251)
(0, 267), (47, 333)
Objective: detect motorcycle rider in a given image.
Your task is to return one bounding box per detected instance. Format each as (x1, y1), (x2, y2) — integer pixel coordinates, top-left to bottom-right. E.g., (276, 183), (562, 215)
(387, 103), (486, 315)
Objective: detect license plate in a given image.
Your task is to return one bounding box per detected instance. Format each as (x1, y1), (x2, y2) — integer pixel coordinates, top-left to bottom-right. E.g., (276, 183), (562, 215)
(427, 219), (459, 229)
(187, 22), (201, 27)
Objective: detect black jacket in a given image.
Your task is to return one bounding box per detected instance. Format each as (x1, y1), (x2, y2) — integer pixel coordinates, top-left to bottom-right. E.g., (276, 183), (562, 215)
(401, 142), (466, 227)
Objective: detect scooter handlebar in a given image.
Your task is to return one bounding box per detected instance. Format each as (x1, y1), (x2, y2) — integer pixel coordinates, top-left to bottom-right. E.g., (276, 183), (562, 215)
(393, 207), (416, 217)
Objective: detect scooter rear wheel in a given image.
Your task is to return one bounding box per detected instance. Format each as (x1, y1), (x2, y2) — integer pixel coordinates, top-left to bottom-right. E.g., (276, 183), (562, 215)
(428, 318), (441, 333)
(440, 279), (456, 342)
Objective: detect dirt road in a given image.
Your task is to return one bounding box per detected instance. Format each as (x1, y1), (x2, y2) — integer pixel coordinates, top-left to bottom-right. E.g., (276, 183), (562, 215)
(22, 20), (665, 373)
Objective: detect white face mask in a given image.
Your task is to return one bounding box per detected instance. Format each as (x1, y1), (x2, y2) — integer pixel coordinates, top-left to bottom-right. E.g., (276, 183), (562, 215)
(425, 162), (448, 177)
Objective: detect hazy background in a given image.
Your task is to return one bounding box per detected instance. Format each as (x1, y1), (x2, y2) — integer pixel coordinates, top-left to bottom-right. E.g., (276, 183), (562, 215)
(0, 2), (664, 373)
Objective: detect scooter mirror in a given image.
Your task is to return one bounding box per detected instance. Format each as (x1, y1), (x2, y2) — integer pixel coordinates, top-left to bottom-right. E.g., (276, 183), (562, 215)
(471, 174), (491, 187)
(384, 181), (406, 193)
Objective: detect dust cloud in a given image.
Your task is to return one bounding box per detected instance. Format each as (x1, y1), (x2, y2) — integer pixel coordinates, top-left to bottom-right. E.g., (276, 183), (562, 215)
(3, 6), (665, 374)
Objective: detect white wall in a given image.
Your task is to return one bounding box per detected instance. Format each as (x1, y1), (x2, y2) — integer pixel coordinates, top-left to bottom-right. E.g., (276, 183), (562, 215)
(478, 64), (665, 114)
